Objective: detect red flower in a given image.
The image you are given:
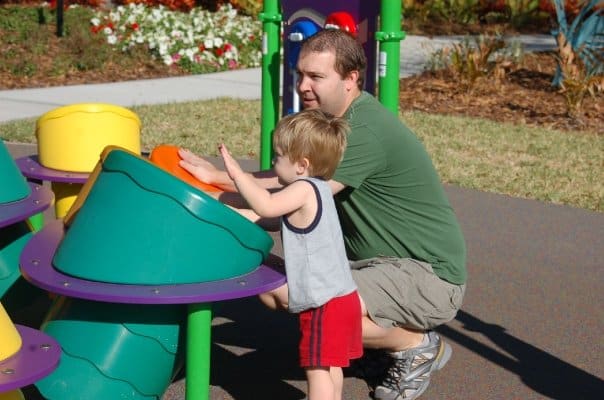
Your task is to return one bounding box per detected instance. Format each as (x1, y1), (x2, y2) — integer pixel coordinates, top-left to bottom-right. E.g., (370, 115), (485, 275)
(198, 44), (206, 52)
(130, 22), (139, 31)
(215, 47), (224, 57)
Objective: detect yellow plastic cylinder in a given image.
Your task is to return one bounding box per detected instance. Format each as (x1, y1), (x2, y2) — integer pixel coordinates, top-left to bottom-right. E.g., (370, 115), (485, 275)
(35, 103), (141, 217)
(0, 303), (22, 361)
(0, 390), (25, 400)
(36, 103), (141, 173)
(51, 182), (83, 219)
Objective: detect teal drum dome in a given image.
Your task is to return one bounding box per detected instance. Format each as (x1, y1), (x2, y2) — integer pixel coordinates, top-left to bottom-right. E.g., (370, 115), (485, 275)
(37, 299), (185, 400)
(0, 139), (30, 204)
(53, 148), (274, 285)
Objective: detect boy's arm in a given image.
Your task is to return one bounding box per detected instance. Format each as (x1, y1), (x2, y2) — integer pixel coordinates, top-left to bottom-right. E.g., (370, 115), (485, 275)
(220, 144), (310, 218)
(178, 148), (282, 192)
(225, 205), (281, 231)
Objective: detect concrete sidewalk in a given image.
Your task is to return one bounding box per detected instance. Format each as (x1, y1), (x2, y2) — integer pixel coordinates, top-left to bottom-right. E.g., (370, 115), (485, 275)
(0, 34), (555, 123)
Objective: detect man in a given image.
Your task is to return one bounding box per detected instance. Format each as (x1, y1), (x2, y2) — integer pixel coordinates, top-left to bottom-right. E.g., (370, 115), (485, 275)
(179, 29), (467, 400)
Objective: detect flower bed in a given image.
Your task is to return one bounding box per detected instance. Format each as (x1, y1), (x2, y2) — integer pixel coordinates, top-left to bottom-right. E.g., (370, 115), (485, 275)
(90, 3), (262, 73)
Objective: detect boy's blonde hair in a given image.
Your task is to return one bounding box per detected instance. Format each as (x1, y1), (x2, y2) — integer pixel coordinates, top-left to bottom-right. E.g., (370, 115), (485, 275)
(273, 109), (349, 180)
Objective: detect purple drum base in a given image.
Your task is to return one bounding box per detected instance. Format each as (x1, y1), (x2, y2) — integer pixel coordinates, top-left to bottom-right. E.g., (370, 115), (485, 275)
(0, 325), (61, 392)
(15, 156), (89, 184)
(20, 220), (286, 305)
(0, 183), (54, 229)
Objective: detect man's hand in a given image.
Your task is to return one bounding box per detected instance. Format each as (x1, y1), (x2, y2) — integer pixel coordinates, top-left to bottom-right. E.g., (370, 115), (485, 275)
(178, 148), (219, 184)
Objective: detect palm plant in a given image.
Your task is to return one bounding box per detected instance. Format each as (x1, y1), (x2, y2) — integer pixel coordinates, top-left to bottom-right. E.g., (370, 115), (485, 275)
(554, 31), (604, 118)
(550, 0), (604, 86)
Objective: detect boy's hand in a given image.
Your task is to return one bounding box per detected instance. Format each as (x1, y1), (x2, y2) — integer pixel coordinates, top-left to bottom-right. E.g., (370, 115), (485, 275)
(219, 143), (244, 181)
(178, 148), (218, 184)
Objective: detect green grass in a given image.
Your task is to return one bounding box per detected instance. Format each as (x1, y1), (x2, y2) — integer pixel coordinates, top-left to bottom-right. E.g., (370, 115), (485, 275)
(0, 6), (123, 79)
(1, 99), (602, 212)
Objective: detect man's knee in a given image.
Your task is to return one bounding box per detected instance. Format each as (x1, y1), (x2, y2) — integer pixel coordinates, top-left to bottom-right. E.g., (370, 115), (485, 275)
(259, 284), (288, 310)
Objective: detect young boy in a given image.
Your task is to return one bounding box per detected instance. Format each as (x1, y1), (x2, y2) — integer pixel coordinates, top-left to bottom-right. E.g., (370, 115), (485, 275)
(219, 108), (362, 400)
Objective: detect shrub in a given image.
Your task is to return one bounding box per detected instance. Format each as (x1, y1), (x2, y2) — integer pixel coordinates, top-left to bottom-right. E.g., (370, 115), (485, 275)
(229, 0), (262, 17)
(550, 0), (604, 85)
(554, 31), (604, 118)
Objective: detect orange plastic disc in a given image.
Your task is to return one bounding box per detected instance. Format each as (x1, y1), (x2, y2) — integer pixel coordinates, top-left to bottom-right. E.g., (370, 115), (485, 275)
(149, 144), (221, 192)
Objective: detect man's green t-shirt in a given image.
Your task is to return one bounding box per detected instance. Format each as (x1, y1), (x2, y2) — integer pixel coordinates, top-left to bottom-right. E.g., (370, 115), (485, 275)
(333, 92), (467, 285)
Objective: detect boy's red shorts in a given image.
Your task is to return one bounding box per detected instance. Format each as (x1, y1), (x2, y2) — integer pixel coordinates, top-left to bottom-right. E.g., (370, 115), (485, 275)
(298, 290), (363, 368)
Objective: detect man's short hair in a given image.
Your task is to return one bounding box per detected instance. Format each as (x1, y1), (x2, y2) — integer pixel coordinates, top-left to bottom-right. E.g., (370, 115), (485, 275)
(300, 29), (367, 90)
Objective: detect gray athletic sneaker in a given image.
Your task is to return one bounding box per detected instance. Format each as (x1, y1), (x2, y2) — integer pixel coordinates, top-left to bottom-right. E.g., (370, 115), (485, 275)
(373, 331), (452, 400)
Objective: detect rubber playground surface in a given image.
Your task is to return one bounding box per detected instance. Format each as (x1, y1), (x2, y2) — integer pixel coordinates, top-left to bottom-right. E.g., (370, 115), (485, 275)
(6, 142), (603, 400)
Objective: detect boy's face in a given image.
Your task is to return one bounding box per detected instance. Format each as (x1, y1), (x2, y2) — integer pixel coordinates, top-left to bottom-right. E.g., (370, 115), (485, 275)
(296, 50), (354, 117)
(272, 147), (307, 185)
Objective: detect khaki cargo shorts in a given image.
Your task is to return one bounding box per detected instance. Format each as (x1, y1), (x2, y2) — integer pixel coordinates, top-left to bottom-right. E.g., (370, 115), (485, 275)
(350, 257), (465, 330)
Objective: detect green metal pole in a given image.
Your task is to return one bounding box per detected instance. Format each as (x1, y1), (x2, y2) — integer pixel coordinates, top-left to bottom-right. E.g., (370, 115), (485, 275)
(185, 303), (212, 400)
(258, 0), (282, 170)
(376, 0), (405, 115)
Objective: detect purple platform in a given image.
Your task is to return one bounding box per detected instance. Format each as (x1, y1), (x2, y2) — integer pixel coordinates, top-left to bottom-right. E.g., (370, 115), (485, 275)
(20, 220), (286, 305)
(0, 183), (54, 229)
(0, 325), (61, 392)
(15, 156), (89, 184)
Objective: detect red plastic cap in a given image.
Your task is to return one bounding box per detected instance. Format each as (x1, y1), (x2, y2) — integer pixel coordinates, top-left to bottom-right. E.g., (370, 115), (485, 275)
(324, 11), (357, 37)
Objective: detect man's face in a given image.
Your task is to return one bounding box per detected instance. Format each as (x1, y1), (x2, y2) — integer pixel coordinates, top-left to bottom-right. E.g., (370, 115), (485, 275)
(296, 50), (351, 117)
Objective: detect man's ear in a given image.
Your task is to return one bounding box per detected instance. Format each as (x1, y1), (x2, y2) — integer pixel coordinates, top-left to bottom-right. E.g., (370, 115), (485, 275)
(345, 70), (360, 91)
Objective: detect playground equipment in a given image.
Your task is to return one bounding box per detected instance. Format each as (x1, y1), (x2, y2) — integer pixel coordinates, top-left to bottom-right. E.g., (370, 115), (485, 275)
(0, 302), (61, 400)
(0, 139), (53, 302)
(17, 103), (141, 219)
(20, 147), (285, 400)
(55, 146), (273, 285)
(149, 144), (221, 193)
(0, 141), (59, 399)
(259, 0), (404, 168)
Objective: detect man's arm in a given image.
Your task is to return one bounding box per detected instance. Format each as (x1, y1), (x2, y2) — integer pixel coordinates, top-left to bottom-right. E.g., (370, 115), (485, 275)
(328, 179), (347, 195)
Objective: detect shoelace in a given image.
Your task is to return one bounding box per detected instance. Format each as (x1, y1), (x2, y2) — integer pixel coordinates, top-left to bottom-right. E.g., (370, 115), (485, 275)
(382, 356), (413, 389)
(382, 350), (435, 390)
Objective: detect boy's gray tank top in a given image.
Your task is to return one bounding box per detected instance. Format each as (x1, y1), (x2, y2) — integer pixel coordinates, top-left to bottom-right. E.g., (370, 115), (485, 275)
(281, 177), (357, 313)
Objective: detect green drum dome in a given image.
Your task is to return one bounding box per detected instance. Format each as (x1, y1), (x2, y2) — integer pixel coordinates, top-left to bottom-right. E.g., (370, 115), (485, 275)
(0, 140), (30, 204)
(53, 148), (273, 285)
(37, 299), (185, 399)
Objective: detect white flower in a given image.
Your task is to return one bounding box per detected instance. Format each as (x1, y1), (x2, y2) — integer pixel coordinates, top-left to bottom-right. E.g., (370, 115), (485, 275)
(158, 42), (168, 56)
(94, 4), (262, 72)
(184, 48), (196, 61)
